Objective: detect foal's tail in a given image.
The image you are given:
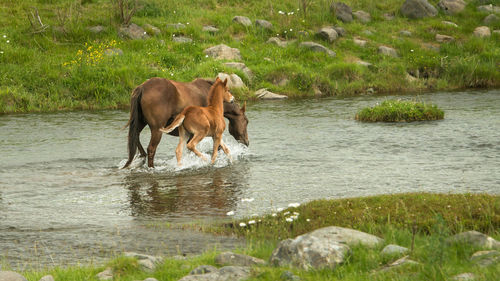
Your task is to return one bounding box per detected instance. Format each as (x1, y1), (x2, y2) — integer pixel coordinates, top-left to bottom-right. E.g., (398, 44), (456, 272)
(122, 86), (143, 169)
(160, 113), (185, 134)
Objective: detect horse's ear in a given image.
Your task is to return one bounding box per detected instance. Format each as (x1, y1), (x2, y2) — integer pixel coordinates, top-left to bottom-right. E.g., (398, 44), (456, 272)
(241, 101), (246, 113)
(223, 78), (228, 86)
(216, 76), (221, 82)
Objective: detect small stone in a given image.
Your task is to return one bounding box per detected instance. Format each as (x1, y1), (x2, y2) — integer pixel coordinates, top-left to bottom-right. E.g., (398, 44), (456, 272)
(280, 270), (301, 281)
(166, 23), (186, 30)
(363, 30), (374, 36)
(333, 26), (346, 37)
(383, 13), (395, 20)
(96, 268), (113, 280)
(353, 10), (371, 23)
(484, 14), (500, 25)
(202, 25), (219, 33)
(179, 266), (250, 281)
(353, 38), (367, 47)
(378, 256), (420, 272)
(204, 44), (242, 60)
(215, 251), (266, 267)
(438, 0), (466, 15)
(224, 62), (254, 80)
(299, 42), (336, 57)
(119, 23), (149, 40)
(436, 34), (454, 42)
(143, 24), (161, 36)
(190, 265), (218, 275)
(400, 0), (438, 19)
(378, 46), (398, 57)
(442, 21), (458, 27)
(39, 275), (55, 281)
(474, 26), (491, 38)
(331, 2), (353, 23)
(217, 73), (246, 89)
(381, 244), (409, 256)
(400, 30), (412, 37)
(317, 27), (338, 43)
(471, 250), (500, 267)
(232, 16), (252, 27)
(0, 271), (28, 281)
(173, 36), (193, 43)
(88, 25), (105, 33)
(447, 231), (500, 249)
(255, 19), (273, 30)
(452, 273), (476, 281)
(143, 278), (159, 281)
(255, 89), (288, 100)
(266, 37), (290, 48)
(273, 77), (289, 87)
(356, 60), (372, 68)
(477, 5), (500, 14)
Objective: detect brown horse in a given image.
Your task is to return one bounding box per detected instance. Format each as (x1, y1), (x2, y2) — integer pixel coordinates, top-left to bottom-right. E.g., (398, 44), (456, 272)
(123, 77), (249, 169)
(160, 77), (233, 166)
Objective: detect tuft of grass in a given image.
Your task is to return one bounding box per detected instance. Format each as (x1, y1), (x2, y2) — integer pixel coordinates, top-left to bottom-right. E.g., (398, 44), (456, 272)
(355, 99), (444, 122)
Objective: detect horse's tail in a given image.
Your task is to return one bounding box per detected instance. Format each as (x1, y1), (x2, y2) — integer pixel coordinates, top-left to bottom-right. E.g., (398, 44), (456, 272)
(160, 113), (185, 134)
(122, 86), (143, 169)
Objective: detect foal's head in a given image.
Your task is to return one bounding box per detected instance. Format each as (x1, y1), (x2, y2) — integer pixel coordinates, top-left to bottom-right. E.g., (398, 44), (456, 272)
(213, 77), (234, 104)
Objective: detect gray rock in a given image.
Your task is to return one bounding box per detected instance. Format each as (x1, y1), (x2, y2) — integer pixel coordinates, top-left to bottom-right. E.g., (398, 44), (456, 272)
(484, 14), (500, 25)
(353, 10), (371, 23)
(353, 38), (367, 47)
(317, 27), (338, 42)
(494, 30), (500, 35)
(356, 60), (372, 68)
(143, 24), (161, 36)
(255, 19), (273, 29)
(104, 48), (123, 56)
(299, 42), (336, 57)
(442, 21), (458, 27)
(381, 244), (409, 256)
(88, 25), (105, 33)
(309, 226), (385, 248)
(272, 77), (289, 87)
(224, 62), (254, 80)
(438, 0), (466, 15)
(383, 13), (395, 20)
(39, 275), (55, 281)
(143, 278), (159, 281)
(255, 89), (288, 100)
(266, 37), (290, 48)
(471, 250), (500, 267)
(124, 252), (163, 272)
(0, 271), (28, 281)
(217, 73), (245, 89)
(400, 30), (412, 37)
(190, 265), (218, 275)
(474, 26), (491, 37)
(378, 255), (420, 272)
(204, 44), (242, 60)
(363, 30), (374, 36)
(280, 270), (301, 281)
(436, 34), (454, 42)
(96, 268), (113, 280)
(269, 234), (350, 270)
(400, 0), (438, 19)
(447, 231), (500, 249)
(215, 251), (266, 267)
(378, 46), (398, 57)
(232, 16), (252, 27)
(423, 43), (440, 52)
(179, 266), (250, 281)
(477, 5), (500, 13)
(333, 26), (346, 37)
(166, 23), (186, 30)
(331, 2), (353, 23)
(119, 23), (149, 40)
(452, 273), (476, 281)
(173, 36), (193, 43)
(202, 25), (219, 33)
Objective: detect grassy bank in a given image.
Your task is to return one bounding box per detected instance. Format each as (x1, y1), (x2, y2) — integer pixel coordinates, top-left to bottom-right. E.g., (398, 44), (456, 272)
(5, 193), (499, 280)
(0, 0), (499, 114)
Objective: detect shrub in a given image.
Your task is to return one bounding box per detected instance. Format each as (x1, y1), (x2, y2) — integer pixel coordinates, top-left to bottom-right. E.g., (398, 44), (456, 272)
(355, 99), (444, 122)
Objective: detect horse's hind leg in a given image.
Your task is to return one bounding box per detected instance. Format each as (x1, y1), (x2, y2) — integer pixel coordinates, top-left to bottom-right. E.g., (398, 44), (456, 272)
(137, 122), (147, 158)
(186, 133), (208, 162)
(175, 126), (188, 166)
(147, 129), (163, 168)
(211, 135), (222, 164)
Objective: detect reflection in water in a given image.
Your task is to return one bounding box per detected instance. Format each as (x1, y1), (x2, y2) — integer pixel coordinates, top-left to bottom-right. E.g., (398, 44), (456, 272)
(124, 165), (249, 219)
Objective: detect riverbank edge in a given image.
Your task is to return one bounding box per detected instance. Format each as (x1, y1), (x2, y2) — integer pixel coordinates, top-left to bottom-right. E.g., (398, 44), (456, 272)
(4, 192), (499, 281)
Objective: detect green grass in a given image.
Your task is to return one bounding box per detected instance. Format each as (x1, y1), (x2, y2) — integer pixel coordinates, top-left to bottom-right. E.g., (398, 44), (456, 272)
(355, 99), (445, 122)
(0, 0), (499, 114)
(5, 193), (498, 281)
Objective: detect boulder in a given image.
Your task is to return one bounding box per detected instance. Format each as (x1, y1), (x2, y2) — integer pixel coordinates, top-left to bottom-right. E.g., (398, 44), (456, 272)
(307, 226), (384, 248)
(331, 2), (353, 23)
(166, 23), (186, 30)
(266, 37), (290, 48)
(381, 244), (409, 256)
(215, 252), (266, 266)
(378, 46), (398, 57)
(438, 0), (466, 15)
(353, 38), (367, 47)
(353, 10), (371, 23)
(173, 36), (193, 43)
(204, 44), (242, 60)
(477, 5), (500, 13)
(446, 231), (500, 249)
(119, 23), (149, 40)
(471, 250), (500, 267)
(0, 271), (28, 281)
(436, 34), (454, 42)
(484, 14), (500, 25)
(124, 252), (163, 272)
(474, 26), (491, 37)
(299, 42), (336, 57)
(452, 273), (476, 281)
(232, 16), (252, 27)
(39, 275), (55, 281)
(179, 266), (250, 281)
(202, 25), (219, 33)
(224, 62), (254, 80)
(217, 73), (245, 89)
(255, 19), (273, 29)
(317, 27), (338, 42)
(190, 265), (218, 275)
(255, 89), (288, 100)
(400, 0), (438, 19)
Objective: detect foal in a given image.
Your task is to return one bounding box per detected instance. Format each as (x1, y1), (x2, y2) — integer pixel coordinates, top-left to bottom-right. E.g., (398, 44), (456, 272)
(159, 77), (234, 166)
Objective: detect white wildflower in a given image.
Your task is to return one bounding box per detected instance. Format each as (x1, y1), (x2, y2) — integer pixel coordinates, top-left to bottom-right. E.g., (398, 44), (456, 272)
(248, 220), (256, 225)
(0, 51), (3, 54)
(288, 203), (300, 208)
(2, 35), (6, 38)
(6, 40), (9, 43)
(272, 213), (277, 217)
(286, 217), (293, 222)
(293, 212), (299, 216)
(411, 49), (414, 52)
(277, 207), (284, 212)
(283, 211), (290, 215)
(226, 211), (235, 216)
(290, 29), (293, 32)
(241, 198), (255, 202)
(278, 10), (285, 15)
(205, 55), (208, 58)
(239, 222), (246, 227)
(186, 22), (190, 25)
(306, 219), (311, 222)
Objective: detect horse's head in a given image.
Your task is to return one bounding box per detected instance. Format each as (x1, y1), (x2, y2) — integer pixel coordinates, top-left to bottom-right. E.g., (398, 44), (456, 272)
(224, 101), (249, 146)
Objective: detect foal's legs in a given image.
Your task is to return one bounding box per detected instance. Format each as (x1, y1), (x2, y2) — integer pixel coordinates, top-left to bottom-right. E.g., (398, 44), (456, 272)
(211, 134), (222, 164)
(186, 132), (208, 162)
(220, 139), (232, 163)
(147, 129), (163, 168)
(175, 126), (188, 166)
